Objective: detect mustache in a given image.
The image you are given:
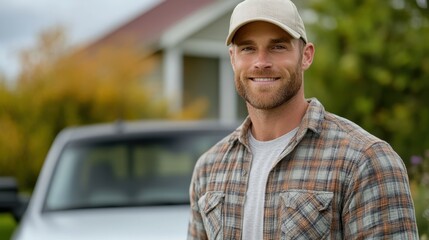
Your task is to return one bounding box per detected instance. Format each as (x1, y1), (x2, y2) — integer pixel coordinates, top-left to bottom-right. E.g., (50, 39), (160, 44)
(246, 69), (278, 77)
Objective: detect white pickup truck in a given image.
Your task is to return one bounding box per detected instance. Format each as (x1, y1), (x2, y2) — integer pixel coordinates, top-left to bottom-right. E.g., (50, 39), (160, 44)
(0, 121), (236, 240)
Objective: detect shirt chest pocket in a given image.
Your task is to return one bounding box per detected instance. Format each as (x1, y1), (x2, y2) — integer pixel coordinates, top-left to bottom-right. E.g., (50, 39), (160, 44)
(198, 191), (225, 240)
(280, 190), (333, 240)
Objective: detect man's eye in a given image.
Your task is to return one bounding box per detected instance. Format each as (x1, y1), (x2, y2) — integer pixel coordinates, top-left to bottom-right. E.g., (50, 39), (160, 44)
(241, 46), (254, 52)
(272, 45), (287, 50)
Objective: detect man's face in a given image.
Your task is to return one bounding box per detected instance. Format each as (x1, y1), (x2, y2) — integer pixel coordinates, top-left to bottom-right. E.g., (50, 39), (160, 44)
(229, 21), (306, 110)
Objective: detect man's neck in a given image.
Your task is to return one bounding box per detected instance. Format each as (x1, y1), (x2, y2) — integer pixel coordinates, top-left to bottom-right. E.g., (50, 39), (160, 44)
(247, 95), (308, 141)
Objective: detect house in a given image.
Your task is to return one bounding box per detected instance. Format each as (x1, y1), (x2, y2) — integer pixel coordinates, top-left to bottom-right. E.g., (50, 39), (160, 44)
(87, 0), (246, 122)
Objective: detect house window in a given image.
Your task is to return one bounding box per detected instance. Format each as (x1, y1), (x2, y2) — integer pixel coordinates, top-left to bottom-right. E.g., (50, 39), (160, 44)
(183, 56), (219, 119)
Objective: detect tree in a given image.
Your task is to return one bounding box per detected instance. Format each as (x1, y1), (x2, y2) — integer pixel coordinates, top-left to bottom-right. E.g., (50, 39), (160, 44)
(305, 0), (429, 166)
(0, 27), (207, 189)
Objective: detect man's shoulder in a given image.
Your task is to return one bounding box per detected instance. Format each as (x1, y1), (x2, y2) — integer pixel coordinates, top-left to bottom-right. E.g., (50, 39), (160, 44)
(322, 111), (382, 147)
(194, 129), (239, 170)
(318, 111), (405, 174)
(306, 99), (383, 148)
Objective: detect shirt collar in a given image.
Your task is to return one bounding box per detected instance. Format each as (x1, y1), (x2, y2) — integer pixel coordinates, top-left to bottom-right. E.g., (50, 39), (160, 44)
(229, 98), (325, 146)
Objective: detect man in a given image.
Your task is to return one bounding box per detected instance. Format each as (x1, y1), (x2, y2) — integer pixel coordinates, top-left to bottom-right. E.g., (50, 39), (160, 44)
(187, 0), (419, 239)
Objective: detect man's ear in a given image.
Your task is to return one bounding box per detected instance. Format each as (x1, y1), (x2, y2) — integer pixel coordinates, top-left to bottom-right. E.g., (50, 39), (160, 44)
(229, 46), (236, 71)
(302, 43), (315, 70)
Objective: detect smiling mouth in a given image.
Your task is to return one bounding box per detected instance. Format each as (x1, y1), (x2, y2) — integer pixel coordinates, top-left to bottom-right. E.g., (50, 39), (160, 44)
(249, 77), (279, 82)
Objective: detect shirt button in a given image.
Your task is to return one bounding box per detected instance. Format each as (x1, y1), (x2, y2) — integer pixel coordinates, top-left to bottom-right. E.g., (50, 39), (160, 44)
(242, 170), (247, 176)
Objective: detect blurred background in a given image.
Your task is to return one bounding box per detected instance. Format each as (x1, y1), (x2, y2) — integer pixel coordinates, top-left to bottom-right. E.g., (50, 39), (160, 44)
(0, 0), (428, 238)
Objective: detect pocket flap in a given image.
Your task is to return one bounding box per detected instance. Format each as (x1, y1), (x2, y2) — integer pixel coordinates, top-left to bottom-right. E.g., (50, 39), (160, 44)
(281, 191), (300, 209)
(280, 190), (333, 211)
(199, 191), (225, 214)
(314, 192), (333, 211)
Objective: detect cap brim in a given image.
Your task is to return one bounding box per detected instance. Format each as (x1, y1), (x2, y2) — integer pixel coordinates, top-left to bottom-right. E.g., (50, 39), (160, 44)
(226, 18), (301, 46)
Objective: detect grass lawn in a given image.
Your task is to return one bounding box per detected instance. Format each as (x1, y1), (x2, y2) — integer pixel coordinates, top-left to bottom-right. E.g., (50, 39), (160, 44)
(0, 214), (16, 240)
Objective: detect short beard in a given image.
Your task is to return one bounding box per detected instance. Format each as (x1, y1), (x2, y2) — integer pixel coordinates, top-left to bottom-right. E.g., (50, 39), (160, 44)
(235, 63), (303, 110)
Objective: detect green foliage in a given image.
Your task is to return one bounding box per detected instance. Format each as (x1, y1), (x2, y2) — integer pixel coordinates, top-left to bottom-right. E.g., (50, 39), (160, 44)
(0, 214), (16, 240)
(0, 27), (206, 190)
(412, 182), (429, 237)
(305, 0), (429, 167)
(409, 151), (429, 236)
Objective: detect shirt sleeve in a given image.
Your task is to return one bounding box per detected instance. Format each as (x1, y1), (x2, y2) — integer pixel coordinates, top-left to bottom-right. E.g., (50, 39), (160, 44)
(342, 142), (419, 239)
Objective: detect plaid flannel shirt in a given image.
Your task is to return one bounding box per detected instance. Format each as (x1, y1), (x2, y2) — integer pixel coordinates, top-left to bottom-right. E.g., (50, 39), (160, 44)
(188, 98), (418, 240)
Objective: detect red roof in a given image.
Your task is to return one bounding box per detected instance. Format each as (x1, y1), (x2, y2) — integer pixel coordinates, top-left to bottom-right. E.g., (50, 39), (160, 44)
(88, 0), (216, 50)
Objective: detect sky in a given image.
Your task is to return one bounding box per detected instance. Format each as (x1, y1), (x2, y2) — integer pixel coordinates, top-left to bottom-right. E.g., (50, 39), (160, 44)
(0, 0), (161, 81)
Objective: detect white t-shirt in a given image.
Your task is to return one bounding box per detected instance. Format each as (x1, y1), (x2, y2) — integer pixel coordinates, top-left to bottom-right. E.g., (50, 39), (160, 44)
(242, 128), (298, 240)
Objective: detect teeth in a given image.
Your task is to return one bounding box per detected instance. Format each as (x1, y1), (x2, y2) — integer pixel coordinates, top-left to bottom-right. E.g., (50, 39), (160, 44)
(252, 78), (276, 82)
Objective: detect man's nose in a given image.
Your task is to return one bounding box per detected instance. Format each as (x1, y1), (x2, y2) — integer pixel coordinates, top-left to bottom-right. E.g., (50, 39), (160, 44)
(254, 51), (273, 69)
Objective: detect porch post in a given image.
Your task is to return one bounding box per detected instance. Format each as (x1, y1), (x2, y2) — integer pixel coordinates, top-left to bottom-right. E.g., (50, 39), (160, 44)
(163, 47), (183, 114)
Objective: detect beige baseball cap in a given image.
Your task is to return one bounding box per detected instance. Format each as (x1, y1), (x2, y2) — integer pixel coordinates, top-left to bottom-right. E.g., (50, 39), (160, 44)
(226, 0), (307, 45)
